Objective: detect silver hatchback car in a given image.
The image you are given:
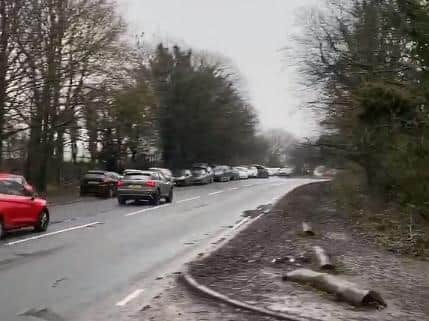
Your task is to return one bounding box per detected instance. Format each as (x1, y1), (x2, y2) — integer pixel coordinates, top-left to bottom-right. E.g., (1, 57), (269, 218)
(117, 170), (174, 205)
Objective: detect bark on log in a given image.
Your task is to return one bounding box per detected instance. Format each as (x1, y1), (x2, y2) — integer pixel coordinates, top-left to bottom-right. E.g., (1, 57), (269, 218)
(284, 269), (386, 308)
(313, 246), (334, 270)
(302, 222), (314, 235)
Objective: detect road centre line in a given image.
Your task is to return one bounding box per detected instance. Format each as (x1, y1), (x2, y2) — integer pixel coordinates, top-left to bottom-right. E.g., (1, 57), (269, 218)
(125, 204), (171, 217)
(6, 222), (102, 246)
(208, 191), (224, 196)
(232, 217), (250, 230)
(229, 187), (239, 191)
(177, 196), (201, 204)
(115, 289), (144, 307)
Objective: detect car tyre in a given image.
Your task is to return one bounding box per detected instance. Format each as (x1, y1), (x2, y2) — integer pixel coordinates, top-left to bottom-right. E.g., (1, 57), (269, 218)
(0, 219), (5, 239)
(35, 209), (49, 232)
(118, 196), (127, 205)
(80, 188), (86, 197)
(165, 189), (174, 203)
(105, 187), (114, 198)
(151, 190), (161, 206)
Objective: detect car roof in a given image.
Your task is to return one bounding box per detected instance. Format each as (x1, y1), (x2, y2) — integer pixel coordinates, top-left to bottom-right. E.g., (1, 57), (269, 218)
(124, 170), (154, 175)
(87, 170), (106, 174)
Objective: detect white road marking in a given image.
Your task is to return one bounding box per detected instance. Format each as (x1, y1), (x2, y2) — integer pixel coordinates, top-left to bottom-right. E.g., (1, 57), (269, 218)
(6, 222), (102, 246)
(254, 213), (264, 221)
(208, 191), (224, 196)
(116, 289), (144, 307)
(125, 204), (171, 217)
(243, 184), (252, 187)
(270, 196), (279, 203)
(229, 187), (239, 191)
(232, 217), (250, 230)
(177, 196), (201, 204)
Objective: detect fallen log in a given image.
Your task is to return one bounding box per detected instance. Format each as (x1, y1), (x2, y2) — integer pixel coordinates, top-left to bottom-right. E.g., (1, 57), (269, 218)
(302, 222), (314, 236)
(313, 246), (335, 270)
(283, 268), (386, 308)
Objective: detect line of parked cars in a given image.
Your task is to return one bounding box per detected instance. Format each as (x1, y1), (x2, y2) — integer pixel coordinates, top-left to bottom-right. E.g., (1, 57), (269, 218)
(0, 163), (274, 237)
(173, 164), (269, 186)
(78, 164), (270, 204)
(0, 163), (289, 237)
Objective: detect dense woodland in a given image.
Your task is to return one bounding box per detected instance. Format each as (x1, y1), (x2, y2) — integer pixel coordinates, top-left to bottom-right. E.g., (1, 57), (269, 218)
(0, 0), (282, 192)
(292, 0), (429, 252)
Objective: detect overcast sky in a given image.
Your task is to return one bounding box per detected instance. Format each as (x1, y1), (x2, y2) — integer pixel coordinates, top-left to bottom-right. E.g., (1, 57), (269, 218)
(117, 0), (320, 138)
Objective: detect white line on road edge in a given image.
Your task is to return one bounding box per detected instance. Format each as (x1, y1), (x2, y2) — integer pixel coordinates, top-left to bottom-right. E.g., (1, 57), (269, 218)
(208, 191), (224, 196)
(270, 196), (279, 203)
(232, 217), (250, 230)
(125, 204), (171, 217)
(177, 196), (201, 204)
(7, 222), (102, 246)
(116, 289), (144, 307)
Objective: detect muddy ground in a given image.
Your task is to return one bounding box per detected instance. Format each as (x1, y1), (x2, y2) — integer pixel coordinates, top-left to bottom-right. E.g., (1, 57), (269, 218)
(142, 182), (429, 321)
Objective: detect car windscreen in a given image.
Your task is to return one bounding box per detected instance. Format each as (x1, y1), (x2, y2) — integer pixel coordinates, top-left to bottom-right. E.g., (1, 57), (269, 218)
(0, 180), (25, 196)
(173, 170), (187, 176)
(124, 174), (151, 180)
(192, 169), (206, 175)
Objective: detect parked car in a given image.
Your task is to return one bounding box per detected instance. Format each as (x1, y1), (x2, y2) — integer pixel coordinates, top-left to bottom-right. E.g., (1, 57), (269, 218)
(173, 169), (193, 186)
(192, 164), (214, 183)
(149, 168), (173, 182)
(0, 178), (49, 238)
(246, 166), (258, 178)
(230, 167), (240, 181)
(254, 165), (269, 178)
(213, 166), (233, 182)
(278, 167), (293, 177)
(234, 167), (249, 179)
(191, 168), (212, 185)
(80, 170), (120, 198)
(0, 173), (35, 194)
(117, 170), (173, 205)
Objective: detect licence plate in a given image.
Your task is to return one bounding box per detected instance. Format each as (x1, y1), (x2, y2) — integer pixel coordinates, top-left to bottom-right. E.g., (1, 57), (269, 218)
(128, 185), (142, 189)
(87, 181), (98, 185)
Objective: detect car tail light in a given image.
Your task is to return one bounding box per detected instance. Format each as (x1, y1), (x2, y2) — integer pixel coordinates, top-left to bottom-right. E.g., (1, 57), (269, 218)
(117, 181), (124, 187)
(145, 180), (156, 188)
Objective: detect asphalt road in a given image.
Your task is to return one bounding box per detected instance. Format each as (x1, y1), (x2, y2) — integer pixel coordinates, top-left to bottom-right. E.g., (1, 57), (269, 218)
(0, 177), (314, 321)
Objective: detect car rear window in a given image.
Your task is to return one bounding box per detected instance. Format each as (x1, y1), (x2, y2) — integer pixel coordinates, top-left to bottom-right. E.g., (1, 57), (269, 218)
(0, 180), (25, 196)
(84, 173), (105, 179)
(0, 175), (25, 184)
(124, 174), (151, 180)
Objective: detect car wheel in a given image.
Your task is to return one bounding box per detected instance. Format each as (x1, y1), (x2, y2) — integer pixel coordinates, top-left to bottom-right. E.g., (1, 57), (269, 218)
(166, 189), (174, 203)
(0, 219), (5, 239)
(80, 188), (86, 197)
(106, 187), (114, 198)
(35, 209), (49, 232)
(151, 190), (161, 206)
(118, 196), (127, 205)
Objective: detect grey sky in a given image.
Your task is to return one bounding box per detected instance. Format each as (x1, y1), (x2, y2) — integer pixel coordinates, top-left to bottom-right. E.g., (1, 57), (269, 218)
(117, 0), (320, 138)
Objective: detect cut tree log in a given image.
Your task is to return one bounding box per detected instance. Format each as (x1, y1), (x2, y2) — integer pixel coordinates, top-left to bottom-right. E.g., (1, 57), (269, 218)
(302, 222), (314, 236)
(283, 268), (386, 308)
(313, 246), (335, 270)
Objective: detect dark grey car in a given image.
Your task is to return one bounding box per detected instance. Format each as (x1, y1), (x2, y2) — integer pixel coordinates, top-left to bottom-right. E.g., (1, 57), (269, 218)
(117, 170), (174, 205)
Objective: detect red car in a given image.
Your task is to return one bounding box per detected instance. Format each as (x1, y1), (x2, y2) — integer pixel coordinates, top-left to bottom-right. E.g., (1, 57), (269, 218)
(0, 178), (49, 238)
